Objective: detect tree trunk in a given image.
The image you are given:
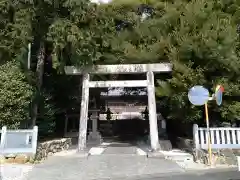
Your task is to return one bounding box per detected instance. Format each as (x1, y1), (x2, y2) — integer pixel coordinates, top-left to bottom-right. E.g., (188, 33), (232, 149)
(31, 42), (45, 127)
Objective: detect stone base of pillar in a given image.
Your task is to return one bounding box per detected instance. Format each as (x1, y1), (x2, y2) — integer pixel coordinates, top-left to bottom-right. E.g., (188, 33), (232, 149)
(158, 129), (167, 139)
(87, 131), (102, 145)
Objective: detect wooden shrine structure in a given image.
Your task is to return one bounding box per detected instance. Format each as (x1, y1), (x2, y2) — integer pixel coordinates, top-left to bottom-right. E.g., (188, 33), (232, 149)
(64, 63), (172, 151)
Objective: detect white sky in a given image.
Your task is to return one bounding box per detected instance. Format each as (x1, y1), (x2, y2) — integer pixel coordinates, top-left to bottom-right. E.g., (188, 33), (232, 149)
(90, 0), (112, 4)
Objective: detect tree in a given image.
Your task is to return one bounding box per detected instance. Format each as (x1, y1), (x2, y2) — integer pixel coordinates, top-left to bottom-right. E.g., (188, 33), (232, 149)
(48, 0), (240, 125)
(93, 0), (240, 124)
(2, 0), (240, 131)
(0, 0), (33, 62)
(47, 0), (116, 68)
(0, 62), (33, 128)
(163, 0), (240, 123)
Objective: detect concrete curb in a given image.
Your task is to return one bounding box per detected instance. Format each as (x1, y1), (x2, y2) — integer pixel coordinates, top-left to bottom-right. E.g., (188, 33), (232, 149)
(147, 151), (165, 159)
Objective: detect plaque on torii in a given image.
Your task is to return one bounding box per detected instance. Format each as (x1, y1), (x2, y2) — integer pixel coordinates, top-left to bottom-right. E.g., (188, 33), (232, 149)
(65, 63), (172, 152)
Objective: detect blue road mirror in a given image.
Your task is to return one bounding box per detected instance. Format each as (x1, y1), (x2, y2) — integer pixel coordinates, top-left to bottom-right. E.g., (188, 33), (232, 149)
(188, 86), (209, 106)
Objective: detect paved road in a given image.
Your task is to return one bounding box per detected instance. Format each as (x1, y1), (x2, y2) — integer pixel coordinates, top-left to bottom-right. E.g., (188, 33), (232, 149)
(1, 155), (239, 180)
(22, 155), (184, 180)
(124, 168), (240, 180)
(0, 144), (239, 180)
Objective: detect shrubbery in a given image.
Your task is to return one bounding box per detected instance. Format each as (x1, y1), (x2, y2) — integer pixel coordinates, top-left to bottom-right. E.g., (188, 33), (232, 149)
(0, 62), (33, 128)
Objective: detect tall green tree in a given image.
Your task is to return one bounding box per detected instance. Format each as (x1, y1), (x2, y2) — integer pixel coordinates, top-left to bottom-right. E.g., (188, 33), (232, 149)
(162, 0), (240, 123)
(94, 0), (240, 124)
(1, 0), (240, 131)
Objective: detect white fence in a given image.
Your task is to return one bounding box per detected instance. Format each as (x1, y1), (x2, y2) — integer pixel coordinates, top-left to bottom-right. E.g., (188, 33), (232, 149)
(0, 126), (38, 155)
(193, 124), (240, 150)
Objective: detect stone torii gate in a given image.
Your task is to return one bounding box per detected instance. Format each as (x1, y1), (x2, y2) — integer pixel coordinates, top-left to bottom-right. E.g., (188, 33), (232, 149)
(64, 63), (172, 152)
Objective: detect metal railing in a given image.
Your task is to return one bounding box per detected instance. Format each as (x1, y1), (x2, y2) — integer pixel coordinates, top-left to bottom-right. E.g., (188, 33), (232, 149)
(193, 124), (240, 150)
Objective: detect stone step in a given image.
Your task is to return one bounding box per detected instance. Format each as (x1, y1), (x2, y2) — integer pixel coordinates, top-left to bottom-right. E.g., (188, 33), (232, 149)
(159, 139), (173, 151)
(166, 154), (193, 162)
(160, 150), (194, 162)
(103, 146), (137, 155)
(88, 141), (150, 156)
(147, 151), (165, 159)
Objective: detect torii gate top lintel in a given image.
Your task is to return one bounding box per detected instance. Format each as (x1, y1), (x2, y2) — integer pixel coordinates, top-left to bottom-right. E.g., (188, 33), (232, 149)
(64, 63), (172, 75)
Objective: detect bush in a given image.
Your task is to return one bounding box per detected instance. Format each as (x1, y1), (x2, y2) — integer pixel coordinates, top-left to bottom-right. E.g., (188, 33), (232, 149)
(0, 62), (33, 128)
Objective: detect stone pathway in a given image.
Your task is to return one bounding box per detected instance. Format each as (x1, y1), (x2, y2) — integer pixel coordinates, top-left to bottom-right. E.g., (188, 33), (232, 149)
(22, 154), (184, 180)
(0, 142), (184, 180)
(88, 141), (147, 156)
(52, 141), (237, 171)
(102, 142), (137, 155)
(1, 142), (237, 180)
(1, 150), (237, 180)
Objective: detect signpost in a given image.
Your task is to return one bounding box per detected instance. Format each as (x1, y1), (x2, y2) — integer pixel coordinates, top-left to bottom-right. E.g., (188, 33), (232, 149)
(188, 85), (224, 166)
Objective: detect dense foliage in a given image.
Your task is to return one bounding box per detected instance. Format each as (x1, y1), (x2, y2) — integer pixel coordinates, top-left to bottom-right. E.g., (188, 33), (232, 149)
(0, 62), (33, 128)
(0, 0), (240, 132)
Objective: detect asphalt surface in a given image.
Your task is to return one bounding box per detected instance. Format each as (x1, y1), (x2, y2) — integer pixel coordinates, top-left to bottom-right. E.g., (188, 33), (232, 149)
(121, 168), (240, 180)
(23, 155), (184, 180)
(1, 143), (239, 180)
(0, 158), (239, 180)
